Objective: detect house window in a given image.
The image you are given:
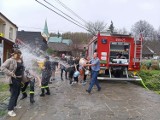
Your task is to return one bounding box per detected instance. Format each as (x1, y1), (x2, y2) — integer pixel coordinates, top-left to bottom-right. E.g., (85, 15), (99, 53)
(9, 27), (13, 40)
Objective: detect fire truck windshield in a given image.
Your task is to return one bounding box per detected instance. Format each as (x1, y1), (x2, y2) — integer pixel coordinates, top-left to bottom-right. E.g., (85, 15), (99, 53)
(110, 42), (130, 64)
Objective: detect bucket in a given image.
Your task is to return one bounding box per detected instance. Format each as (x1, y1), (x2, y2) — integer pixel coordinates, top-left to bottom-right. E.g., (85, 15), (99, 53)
(73, 71), (80, 77)
(85, 70), (90, 75)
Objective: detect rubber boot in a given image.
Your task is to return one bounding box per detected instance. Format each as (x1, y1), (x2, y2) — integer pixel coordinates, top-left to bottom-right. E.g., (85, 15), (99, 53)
(45, 87), (50, 95)
(30, 94), (35, 103)
(69, 78), (72, 85)
(40, 88), (45, 97)
(20, 92), (27, 100)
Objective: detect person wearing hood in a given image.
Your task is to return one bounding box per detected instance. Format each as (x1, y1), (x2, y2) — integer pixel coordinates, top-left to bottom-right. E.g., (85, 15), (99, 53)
(40, 56), (52, 97)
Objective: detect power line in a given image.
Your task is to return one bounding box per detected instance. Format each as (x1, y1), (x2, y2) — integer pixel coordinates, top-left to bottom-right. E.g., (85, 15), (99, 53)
(54, 0), (87, 24)
(44, 0), (85, 28)
(35, 0), (88, 31)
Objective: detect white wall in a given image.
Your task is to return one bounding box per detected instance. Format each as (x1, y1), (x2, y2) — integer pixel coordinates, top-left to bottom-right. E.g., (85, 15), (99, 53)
(4, 22), (18, 42)
(0, 15), (18, 43)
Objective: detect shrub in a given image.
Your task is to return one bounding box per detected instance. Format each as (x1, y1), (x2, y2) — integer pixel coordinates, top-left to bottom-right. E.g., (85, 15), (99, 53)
(138, 70), (160, 91)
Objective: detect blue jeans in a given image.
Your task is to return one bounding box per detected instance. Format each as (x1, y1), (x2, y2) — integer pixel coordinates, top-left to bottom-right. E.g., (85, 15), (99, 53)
(88, 70), (101, 92)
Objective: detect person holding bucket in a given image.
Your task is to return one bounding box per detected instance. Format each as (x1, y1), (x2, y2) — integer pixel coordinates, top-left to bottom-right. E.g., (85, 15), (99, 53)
(83, 52), (101, 94)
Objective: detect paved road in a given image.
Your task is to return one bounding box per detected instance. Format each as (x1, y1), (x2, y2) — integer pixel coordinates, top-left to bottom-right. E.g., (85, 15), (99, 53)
(1, 72), (160, 120)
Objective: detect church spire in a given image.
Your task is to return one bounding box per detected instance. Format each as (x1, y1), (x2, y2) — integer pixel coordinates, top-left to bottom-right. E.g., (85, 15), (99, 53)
(42, 20), (50, 41)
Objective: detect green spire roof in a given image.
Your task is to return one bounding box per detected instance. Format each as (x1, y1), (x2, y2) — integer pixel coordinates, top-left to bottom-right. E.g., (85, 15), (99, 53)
(43, 20), (49, 37)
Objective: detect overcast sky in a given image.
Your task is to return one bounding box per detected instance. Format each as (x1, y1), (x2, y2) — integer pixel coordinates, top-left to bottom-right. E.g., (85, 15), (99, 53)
(1, 0), (160, 33)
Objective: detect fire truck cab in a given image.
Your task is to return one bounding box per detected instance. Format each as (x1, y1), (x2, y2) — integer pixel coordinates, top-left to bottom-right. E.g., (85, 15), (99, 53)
(88, 32), (142, 81)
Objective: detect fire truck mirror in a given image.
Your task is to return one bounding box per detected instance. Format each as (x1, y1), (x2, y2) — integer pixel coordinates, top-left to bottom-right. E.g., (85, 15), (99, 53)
(101, 39), (107, 44)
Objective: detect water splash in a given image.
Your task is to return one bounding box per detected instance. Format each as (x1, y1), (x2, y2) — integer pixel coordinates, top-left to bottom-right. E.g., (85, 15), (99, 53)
(19, 46), (71, 71)
(19, 47), (44, 71)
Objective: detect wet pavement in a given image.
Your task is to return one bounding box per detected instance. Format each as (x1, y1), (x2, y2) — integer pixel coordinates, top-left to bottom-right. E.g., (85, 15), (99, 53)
(1, 71), (160, 120)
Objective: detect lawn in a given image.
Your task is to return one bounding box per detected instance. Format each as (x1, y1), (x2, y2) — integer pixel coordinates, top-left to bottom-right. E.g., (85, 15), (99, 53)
(0, 82), (9, 117)
(138, 70), (160, 93)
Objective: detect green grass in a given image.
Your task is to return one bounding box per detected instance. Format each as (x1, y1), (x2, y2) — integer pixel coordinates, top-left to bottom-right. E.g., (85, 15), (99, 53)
(0, 110), (6, 116)
(0, 82), (9, 102)
(0, 83), (9, 117)
(138, 70), (160, 92)
(0, 83), (9, 92)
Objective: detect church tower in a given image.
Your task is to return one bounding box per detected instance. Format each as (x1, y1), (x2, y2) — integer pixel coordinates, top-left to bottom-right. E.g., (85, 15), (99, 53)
(41, 20), (50, 41)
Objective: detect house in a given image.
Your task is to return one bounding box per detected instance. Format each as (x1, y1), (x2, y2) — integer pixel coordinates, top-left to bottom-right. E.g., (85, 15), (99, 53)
(142, 40), (160, 58)
(48, 36), (73, 55)
(142, 45), (155, 58)
(48, 36), (72, 45)
(17, 31), (48, 52)
(48, 37), (62, 43)
(48, 42), (71, 56)
(0, 12), (18, 66)
(72, 43), (88, 57)
(62, 39), (73, 45)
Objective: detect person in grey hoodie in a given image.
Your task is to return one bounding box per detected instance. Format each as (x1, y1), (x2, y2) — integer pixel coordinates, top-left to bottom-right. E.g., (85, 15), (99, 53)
(1, 49), (24, 117)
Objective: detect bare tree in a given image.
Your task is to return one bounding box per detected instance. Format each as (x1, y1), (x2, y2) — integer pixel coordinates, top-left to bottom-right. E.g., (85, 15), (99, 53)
(85, 21), (107, 35)
(115, 27), (129, 34)
(157, 26), (160, 40)
(131, 20), (155, 40)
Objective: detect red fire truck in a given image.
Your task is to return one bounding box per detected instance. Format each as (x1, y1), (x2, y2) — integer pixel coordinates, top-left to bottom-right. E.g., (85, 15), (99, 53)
(87, 32), (142, 81)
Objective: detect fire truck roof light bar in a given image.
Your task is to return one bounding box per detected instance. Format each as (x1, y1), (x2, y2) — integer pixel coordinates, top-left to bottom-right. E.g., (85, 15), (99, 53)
(100, 32), (132, 37)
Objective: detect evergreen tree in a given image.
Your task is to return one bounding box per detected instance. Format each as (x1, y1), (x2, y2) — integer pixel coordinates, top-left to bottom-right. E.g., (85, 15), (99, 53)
(57, 31), (61, 38)
(109, 21), (114, 33)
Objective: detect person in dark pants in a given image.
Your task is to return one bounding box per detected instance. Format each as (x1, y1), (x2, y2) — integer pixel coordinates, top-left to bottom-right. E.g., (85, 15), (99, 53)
(21, 79), (35, 103)
(59, 54), (68, 80)
(20, 69), (41, 103)
(67, 57), (74, 84)
(1, 50), (24, 117)
(84, 52), (101, 94)
(40, 56), (52, 97)
(50, 60), (56, 81)
(82, 56), (91, 85)
(73, 57), (80, 83)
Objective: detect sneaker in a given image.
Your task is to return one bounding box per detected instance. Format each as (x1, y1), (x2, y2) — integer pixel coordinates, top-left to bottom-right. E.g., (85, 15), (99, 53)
(80, 80), (83, 83)
(73, 81), (77, 84)
(46, 92), (51, 95)
(86, 90), (91, 94)
(14, 105), (22, 109)
(70, 82), (74, 86)
(8, 110), (16, 117)
(82, 81), (87, 85)
(98, 87), (101, 91)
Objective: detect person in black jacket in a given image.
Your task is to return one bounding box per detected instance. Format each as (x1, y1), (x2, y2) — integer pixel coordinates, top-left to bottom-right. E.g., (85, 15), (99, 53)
(59, 54), (68, 80)
(40, 56), (52, 97)
(50, 58), (56, 82)
(67, 56), (76, 85)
